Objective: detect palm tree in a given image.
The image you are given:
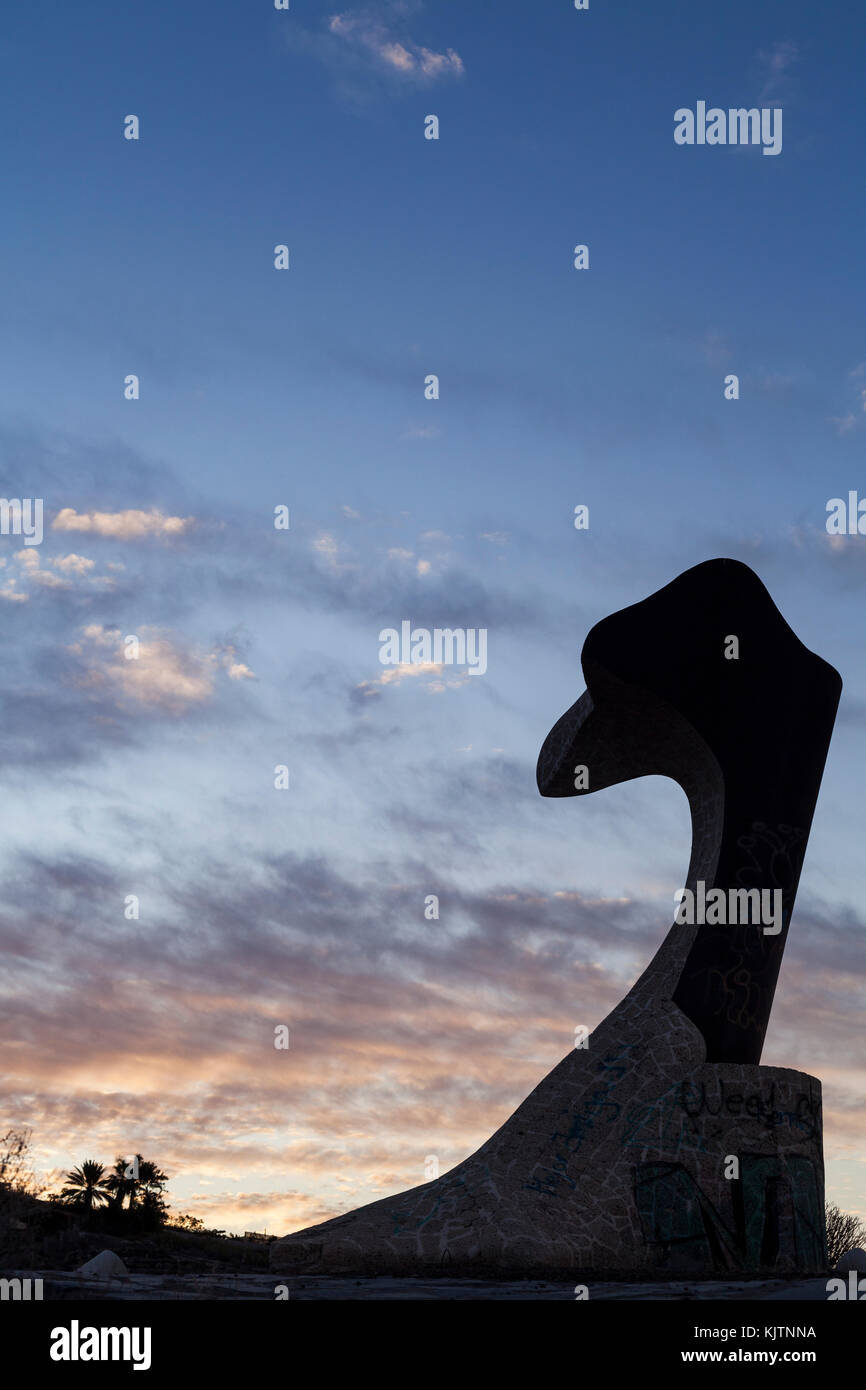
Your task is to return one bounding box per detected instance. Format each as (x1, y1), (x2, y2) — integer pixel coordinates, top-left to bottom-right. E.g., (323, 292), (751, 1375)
(59, 1160), (110, 1211)
(104, 1154), (169, 1218)
(137, 1159), (168, 1197)
(104, 1155), (136, 1212)
(136, 1159), (169, 1226)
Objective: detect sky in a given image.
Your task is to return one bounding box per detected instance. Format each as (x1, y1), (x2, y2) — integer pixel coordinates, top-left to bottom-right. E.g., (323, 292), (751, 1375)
(0, 0), (865, 1235)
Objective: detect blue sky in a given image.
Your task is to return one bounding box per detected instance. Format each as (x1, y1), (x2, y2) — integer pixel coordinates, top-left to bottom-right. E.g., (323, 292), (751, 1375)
(1, 0), (864, 1234)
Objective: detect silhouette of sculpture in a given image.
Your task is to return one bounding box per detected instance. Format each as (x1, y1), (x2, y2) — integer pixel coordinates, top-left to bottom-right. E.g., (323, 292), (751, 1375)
(272, 559), (841, 1278)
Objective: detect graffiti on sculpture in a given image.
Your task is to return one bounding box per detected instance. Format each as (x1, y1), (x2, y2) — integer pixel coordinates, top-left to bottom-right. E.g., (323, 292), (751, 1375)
(635, 1154), (825, 1272)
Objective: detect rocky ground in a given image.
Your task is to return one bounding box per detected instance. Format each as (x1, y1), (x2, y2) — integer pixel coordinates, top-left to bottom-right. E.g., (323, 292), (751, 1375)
(3, 1206), (845, 1300)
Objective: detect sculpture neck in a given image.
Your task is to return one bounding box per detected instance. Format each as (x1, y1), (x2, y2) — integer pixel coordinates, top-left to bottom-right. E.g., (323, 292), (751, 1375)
(625, 709), (832, 1065)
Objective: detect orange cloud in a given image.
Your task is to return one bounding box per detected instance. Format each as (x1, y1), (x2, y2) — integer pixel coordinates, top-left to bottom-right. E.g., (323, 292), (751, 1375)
(53, 507), (193, 539)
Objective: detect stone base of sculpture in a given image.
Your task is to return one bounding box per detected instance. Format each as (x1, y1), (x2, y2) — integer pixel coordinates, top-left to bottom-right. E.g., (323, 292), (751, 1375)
(617, 1063), (825, 1275)
(270, 1056), (825, 1278)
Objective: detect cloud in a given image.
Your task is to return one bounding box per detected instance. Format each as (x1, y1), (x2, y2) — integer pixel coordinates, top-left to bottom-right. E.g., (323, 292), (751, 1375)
(50, 553), (96, 577)
(296, 533), (549, 633)
(0, 548), (112, 599)
(15, 550), (66, 589)
(353, 660), (454, 702)
(828, 369), (866, 435)
(0, 471), (572, 774)
(327, 8), (464, 81)
(758, 40), (799, 100)
(378, 660), (443, 686)
(311, 531), (347, 572)
(52, 507), (193, 540)
(286, 4), (464, 100)
(830, 414), (858, 437)
(743, 370), (804, 399)
(65, 624), (254, 714)
(5, 838), (866, 1233)
(836, 695), (866, 729)
(400, 424), (439, 440)
(699, 329), (732, 368)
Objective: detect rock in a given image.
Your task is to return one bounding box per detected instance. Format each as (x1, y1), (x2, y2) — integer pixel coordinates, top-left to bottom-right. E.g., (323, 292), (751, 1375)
(835, 1248), (866, 1274)
(75, 1249), (130, 1281)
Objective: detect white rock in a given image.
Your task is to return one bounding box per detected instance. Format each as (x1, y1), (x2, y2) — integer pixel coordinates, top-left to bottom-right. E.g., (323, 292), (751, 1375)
(75, 1249), (130, 1280)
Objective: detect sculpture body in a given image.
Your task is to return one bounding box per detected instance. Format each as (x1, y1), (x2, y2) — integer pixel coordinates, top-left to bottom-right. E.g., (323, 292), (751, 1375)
(272, 560), (840, 1277)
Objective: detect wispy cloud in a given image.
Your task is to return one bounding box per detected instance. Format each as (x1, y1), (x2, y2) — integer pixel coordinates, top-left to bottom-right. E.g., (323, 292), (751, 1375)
(757, 39), (799, 100)
(66, 625), (255, 714)
(699, 328), (732, 368)
(0, 548), (113, 601)
(4, 841), (865, 1233)
(285, 3), (464, 100)
(53, 507), (193, 540)
(828, 364), (866, 435)
(400, 424), (440, 441)
(830, 413), (858, 437)
(328, 7), (464, 81)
